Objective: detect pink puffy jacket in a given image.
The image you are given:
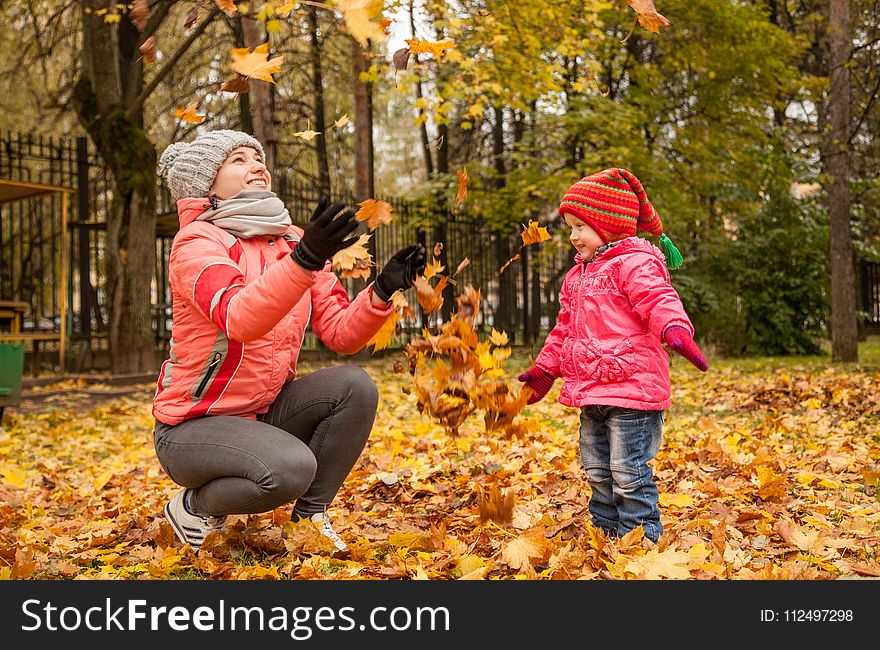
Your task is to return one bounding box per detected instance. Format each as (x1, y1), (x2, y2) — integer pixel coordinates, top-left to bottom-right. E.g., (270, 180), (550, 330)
(535, 237), (695, 411)
(152, 198), (392, 425)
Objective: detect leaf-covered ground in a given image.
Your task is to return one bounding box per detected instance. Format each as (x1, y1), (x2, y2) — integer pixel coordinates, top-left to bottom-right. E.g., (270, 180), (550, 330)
(2, 339), (879, 580)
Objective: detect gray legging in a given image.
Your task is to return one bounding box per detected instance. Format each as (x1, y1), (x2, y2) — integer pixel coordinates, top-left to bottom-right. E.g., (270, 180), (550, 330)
(152, 365), (378, 518)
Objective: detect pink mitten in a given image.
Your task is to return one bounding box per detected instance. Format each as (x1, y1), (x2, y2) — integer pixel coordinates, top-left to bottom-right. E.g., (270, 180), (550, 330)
(517, 366), (557, 404)
(664, 326), (709, 371)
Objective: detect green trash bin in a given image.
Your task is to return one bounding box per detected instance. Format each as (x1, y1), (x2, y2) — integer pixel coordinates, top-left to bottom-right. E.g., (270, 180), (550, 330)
(0, 342), (25, 425)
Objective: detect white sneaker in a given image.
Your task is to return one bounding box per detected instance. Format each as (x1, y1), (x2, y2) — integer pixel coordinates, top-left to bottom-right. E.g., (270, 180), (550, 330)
(296, 510), (348, 552)
(164, 489), (227, 551)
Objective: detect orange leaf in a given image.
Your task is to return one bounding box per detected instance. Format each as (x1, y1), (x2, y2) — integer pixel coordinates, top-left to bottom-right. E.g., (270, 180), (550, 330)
(479, 484), (514, 524)
(230, 42), (284, 83)
(139, 36), (157, 64)
(369, 311), (399, 352)
(624, 0), (671, 33)
(414, 276), (447, 314)
(214, 0), (237, 16)
(174, 101), (205, 124)
(355, 199), (393, 230)
(423, 257), (445, 280)
(498, 253), (521, 274)
(331, 233), (373, 276)
(405, 38), (456, 57)
(520, 220), (551, 246)
(456, 167), (469, 206)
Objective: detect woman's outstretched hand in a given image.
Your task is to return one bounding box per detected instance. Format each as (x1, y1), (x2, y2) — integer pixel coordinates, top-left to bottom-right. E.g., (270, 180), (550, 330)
(291, 196), (360, 271)
(373, 243), (427, 303)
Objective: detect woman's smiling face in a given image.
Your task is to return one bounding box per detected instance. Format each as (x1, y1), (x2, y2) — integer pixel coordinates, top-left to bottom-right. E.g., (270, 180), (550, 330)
(209, 146), (271, 200)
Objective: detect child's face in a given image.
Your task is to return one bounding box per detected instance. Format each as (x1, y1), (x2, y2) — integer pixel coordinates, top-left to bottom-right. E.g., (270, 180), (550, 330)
(563, 213), (605, 259)
(210, 146), (271, 200)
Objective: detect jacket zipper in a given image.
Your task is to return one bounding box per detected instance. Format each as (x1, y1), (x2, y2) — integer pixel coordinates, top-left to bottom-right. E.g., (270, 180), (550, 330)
(572, 262), (587, 387)
(194, 352), (222, 398)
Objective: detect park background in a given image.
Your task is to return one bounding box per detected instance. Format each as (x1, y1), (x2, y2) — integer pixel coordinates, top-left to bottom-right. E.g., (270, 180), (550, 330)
(0, 1), (879, 580)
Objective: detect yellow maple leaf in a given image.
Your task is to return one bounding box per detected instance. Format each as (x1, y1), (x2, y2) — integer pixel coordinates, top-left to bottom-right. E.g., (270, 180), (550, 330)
(520, 220), (551, 246)
(624, 0), (671, 34)
(405, 38), (456, 57)
(230, 42), (284, 83)
(489, 328), (508, 346)
(331, 233), (372, 273)
(456, 167), (469, 206)
(335, 0), (388, 46)
(369, 311), (400, 352)
(293, 129), (322, 141)
(659, 493), (695, 507)
(625, 547), (692, 579)
(500, 531), (548, 571)
(174, 101), (205, 124)
(423, 257), (445, 280)
(334, 114), (351, 128)
(1, 466), (28, 488)
(355, 198), (393, 230)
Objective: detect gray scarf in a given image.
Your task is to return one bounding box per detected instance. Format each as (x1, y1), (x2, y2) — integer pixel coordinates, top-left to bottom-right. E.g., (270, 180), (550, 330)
(196, 189), (291, 238)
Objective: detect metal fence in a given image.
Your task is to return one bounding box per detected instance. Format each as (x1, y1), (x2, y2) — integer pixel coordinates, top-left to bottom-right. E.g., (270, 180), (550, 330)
(2, 131), (573, 373)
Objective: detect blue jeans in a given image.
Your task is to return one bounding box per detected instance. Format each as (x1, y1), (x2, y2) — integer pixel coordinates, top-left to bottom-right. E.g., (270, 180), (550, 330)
(578, 406), (664, 542)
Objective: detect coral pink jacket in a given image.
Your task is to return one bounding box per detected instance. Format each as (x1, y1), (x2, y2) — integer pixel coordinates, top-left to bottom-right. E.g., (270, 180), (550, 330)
(535, 237), (694, 411)
(152, 198), (392, 425)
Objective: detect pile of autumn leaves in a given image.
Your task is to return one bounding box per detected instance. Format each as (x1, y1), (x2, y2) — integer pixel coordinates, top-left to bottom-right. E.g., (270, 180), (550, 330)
(1, 337), (880, 579)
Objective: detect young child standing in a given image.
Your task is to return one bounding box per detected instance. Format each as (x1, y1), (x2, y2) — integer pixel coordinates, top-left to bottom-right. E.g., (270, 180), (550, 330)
(517, 167), (708, 543)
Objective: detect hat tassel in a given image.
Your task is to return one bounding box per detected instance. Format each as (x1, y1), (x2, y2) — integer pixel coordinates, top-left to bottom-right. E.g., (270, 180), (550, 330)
(658, 233), (684, 270)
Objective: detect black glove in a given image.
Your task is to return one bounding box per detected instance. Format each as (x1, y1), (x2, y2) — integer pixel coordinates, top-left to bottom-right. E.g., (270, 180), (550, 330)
(291, 196), (360, 271)
(374, 243), (427, 303)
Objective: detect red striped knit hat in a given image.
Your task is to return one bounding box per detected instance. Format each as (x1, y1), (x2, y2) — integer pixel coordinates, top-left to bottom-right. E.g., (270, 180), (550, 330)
(559, 167), (682, 269)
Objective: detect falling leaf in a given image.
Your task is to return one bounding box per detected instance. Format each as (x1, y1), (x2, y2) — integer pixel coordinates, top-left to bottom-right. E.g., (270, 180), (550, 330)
(624, 0), (671, 33)
(214, 0), (237, 16)
(334, 114), (351, 129)
(498, 253), (521, 274)
(184, 6), (199, 29)
(335, 0), (388, 46)
(392, 47), (410, 71)
(453, 257), (470, 277)
(520, 220), (551, 246)
(456, 168), (469, 206)
(489, 329), (509, 347)
(405, 38), (455, 57)
(220, 76), (250, 94)
(433, 242), (443, 258)
(369, 311), (400, 352)
(293, 130), (322, 141)
(479, 484), (514, 524)
(331, 233), (372, 278)
(139, 36), (157, 64)
(230, 42), (284, 83)
(355, 199), (393, 230)
(174, 102), (205, 124)
(129, 0), (149, 31)
(423, 257), (445, 280)
(413, 275), (447, 314)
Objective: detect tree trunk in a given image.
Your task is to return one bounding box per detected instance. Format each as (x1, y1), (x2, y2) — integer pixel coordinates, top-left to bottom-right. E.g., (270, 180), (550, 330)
(75, 1), (157, 374)
(410, 0), (433, 176)
(241, 3), (276, 174)
(308, 6), (331, 197)
(230, 16), (254, 134)
(827, 0), (858, 361)
(492, 105), (515, 341)
(353, 39), (373, 201)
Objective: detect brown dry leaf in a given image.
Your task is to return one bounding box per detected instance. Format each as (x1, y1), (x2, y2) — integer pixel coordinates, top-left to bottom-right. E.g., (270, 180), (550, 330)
(214, 0), (237, 16)
(220, 76), (250, 94)
(455, 286), (481, 322)
(624, 0), (671, 33)
(355, 199), (393, 230)
(129, 0), (149, 31)
(230, 42), (284, 83)
(520, 220), (551, 246)
(456, 167), (469, 206)
(334, 114), (351, 129)
(282, 519), (337, 556)
(773, 519), (820, 552)
(406, 38), (455, 57)
(184, 6), (199, 29)
(174, 102), (205, 124)
(453, 257), (470, 277)
(336, 0), (388, 46)
(392, 47), (410, 71)
(139, 36), (157, 64)
(479, 484), (514, 524)
(433, 242), (443, 257)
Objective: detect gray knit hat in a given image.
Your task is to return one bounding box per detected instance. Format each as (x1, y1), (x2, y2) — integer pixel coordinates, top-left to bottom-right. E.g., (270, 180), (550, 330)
(157, 129), (266, 202)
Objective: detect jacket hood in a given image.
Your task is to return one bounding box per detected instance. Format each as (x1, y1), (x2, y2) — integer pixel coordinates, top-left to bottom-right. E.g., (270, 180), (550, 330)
(177, 197), (213, 228)
(573, 236), (666, 266)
